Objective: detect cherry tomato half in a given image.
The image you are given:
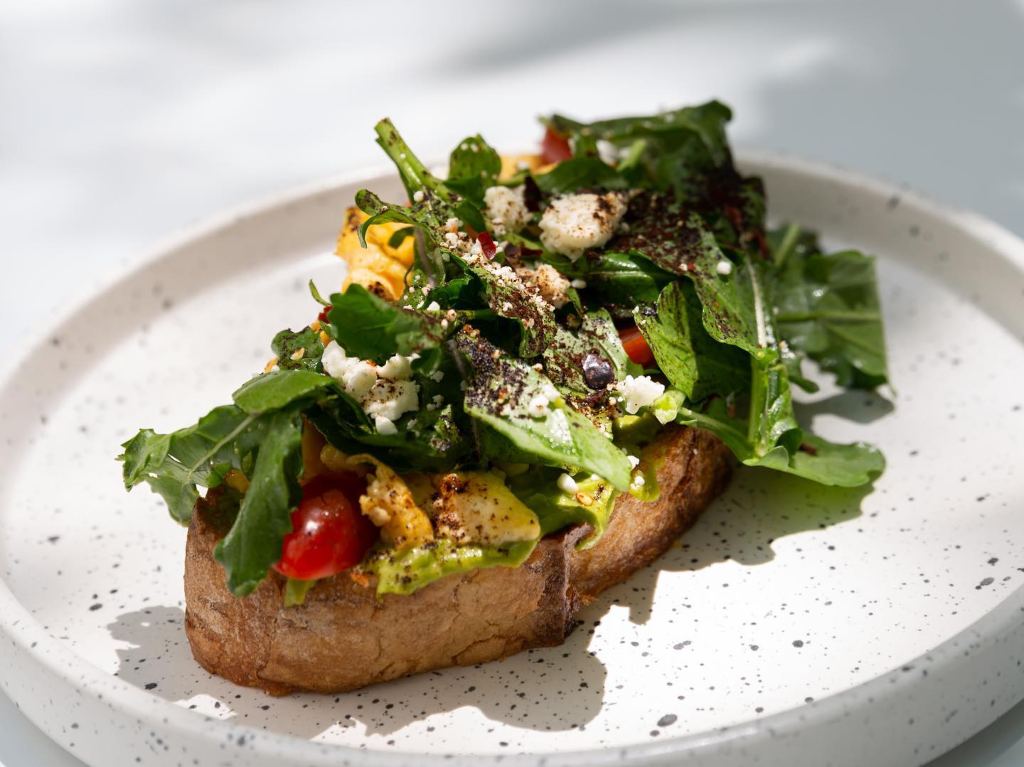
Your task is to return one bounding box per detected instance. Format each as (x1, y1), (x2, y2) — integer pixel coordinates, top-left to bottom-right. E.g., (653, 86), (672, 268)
(540, 126), (572, 164)
(478, 231), (497, 259)
(273, 474), (376, 581)
(618, 325), (655, 367)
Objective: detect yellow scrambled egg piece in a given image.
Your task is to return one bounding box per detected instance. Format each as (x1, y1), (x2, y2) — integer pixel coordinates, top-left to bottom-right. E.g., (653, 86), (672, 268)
(336, 154), (551, 301)
(321, 448), (434, 552)
(335, 207), (415, 301)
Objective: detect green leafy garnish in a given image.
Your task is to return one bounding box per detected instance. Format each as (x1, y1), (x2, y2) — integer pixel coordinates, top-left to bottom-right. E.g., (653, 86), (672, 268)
(120, 100), (891, 600)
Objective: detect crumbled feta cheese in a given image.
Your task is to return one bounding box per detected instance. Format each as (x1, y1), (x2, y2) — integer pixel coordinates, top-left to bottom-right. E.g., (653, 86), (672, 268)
(379, 353), (415, 380)
(539, 192), (628, 260)
(570, 278), (587, 289)
(322, 341), (421, 423)
(596, 139), (619, 165)
(541, 383), (560, 403)
(412, 189), (425, 203)
(425, 301), (441, 311)
(716, 260), (733, 276)
(527, 394), (549, 418)
(557, 473), (578, 494)
(321, 340), (356, 380)
(374, 415), (397, 436)
(432, 394), (444, 406)
(484, 185), (530, 236)
(616, 374), (665, 415)
(632, 475), (646, 488)
(445, 217), (461, 233)
(429, 370), (445, 383)
(627, 454), (640, 469)
(363, 379), (419, 421)
(531, 264), (572, 308)
(342, 360), (378, 400)
(444, 232), (461, 249)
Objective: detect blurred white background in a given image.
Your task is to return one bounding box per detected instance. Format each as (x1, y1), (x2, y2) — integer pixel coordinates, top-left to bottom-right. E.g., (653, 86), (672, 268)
(1, 0), (1023, 764)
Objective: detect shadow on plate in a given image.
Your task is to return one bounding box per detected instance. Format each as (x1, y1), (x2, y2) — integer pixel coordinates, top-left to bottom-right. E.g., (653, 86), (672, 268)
(107, 601), (608, 739)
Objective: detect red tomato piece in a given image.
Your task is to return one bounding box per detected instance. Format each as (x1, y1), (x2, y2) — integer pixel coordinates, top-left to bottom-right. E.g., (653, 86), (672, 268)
(317, 305), (331, 323)
(618, 325), (655, 367)
(478, 231), (497, 259)
(540, 126), (572, 164)
(273, 474), (376, 581)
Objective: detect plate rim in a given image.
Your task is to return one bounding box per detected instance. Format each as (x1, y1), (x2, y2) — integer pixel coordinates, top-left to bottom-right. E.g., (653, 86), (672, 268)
(2, 150), (1023, 766)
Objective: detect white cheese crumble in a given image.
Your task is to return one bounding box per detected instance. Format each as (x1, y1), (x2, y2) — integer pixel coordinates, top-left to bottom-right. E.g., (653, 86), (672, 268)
(527, 394), (550, 418)
(484, 185), (530, 236)
(320, 341), (420, 431)
(596, 139), (619, 165)
(539, 192), (628, 261)
(342, 360), (378, 400)
(570, 278), (587, 289)
(616, 374), (665, 415)
(374, 415), (398, 436)
(627, 454), (640, 468)
(716, 260), (733, 276)
(425, 301), (441, 311)
(363, 379), (419, 420)
(557, 473), (578, 494)
(412, 189), (425, 203)
(516, 263), (572, 308)
(632, 474), (646, 488)
(379, 353), (415, 380)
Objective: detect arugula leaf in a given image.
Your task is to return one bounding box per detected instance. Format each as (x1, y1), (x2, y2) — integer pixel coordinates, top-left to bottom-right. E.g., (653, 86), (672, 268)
(119, 405), (266, 523)
(271, 326), (325, 371)
(459, 257), (559, 358)
(370, 118), (487, 233)
(543, 309), (636, 396)
(544, 250), (674, 317)
(327, 283), (435, 361)
(533, 158), (628, 195)
(769, 225), (889, 389)
(634, 281), (748, 401)
(776, 434), (885, 486)
(455, 330), (633, 489)
(214, 409), (304, 596)
(546, 101), (732, 168)
(307, 399), (467, 473)
(233, 369), (339, 414)
(545, 102), (732, 196)
(446, 135), (501, 205)
(672, 395), (882, 487)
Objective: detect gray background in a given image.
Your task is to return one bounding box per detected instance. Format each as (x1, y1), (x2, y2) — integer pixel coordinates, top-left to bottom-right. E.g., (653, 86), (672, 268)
(1, 0), (1022, 764)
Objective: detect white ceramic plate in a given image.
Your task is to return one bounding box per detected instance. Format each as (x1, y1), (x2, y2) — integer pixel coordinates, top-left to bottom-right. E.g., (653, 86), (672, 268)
(1, 153), (1023, 767)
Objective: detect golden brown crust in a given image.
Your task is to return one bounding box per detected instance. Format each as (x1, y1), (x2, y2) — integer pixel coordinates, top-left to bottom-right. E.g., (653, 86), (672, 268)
(183, 425), (733, 694)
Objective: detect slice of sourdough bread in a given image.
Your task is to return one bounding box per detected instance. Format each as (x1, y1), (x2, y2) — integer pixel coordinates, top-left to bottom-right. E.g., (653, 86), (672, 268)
(183, 424), (733, 694)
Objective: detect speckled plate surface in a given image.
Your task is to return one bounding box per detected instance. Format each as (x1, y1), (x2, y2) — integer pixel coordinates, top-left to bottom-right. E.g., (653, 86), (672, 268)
(1, 154), (1023, 767)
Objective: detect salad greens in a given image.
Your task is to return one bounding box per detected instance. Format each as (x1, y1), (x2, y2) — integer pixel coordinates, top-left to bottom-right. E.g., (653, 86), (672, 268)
(120, 100), (889, 599)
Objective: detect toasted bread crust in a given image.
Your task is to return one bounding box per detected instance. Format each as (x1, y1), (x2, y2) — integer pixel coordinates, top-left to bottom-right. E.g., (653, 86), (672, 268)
(183, 425), (732, 694)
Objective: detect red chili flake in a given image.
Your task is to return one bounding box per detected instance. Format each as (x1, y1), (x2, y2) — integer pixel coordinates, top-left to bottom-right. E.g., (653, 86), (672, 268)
(478, 231), (497, 259)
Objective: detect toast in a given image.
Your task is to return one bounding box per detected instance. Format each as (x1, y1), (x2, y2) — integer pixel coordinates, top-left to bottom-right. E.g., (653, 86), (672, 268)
(183, 424), (732, 695)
